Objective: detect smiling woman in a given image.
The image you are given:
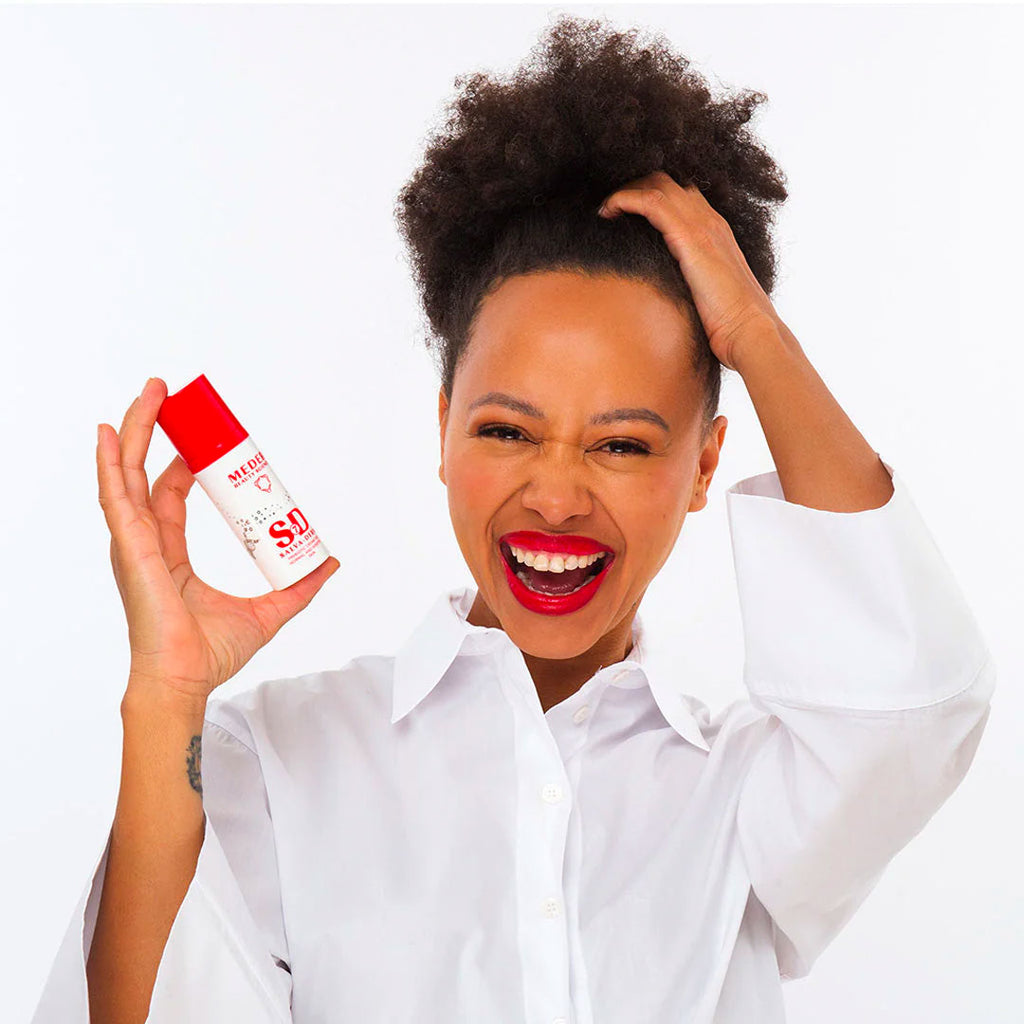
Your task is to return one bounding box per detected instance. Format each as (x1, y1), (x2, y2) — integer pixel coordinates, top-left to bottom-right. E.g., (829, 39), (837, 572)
(434, 269), (723, 695)
(392, 11), (789, 701)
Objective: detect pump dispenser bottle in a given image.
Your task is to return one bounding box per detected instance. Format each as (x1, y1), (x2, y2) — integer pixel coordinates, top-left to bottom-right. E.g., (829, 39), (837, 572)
(156, 374), (332, 590)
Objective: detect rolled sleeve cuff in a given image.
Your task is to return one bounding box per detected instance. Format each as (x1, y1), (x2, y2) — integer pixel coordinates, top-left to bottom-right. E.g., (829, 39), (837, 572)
(724, 455), (992, 710)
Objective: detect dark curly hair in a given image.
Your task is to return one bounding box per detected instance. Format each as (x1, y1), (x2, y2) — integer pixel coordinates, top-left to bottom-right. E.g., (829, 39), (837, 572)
(394, 13), (788, 441)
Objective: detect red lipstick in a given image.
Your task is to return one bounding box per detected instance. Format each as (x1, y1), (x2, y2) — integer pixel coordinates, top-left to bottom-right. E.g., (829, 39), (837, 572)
(498, 531), (615, 616)
(500, 531), (613, 556)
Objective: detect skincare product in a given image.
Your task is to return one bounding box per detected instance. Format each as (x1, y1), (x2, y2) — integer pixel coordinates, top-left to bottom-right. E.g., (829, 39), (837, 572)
(156, 374), (332, 590)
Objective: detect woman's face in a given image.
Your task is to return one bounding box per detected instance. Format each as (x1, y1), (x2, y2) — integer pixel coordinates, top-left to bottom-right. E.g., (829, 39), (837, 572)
(438, 270), (728, 663)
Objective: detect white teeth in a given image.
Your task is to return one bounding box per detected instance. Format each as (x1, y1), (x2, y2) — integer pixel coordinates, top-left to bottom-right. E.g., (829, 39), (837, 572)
(508, 545), (608, 572)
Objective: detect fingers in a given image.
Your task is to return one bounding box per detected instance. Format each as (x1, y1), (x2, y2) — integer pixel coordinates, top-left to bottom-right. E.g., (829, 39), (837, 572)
(97, 421), (137, 538)
(248, 557), (340, 643)
(118, 378), (167, 509)
(149, 454), (197, 578)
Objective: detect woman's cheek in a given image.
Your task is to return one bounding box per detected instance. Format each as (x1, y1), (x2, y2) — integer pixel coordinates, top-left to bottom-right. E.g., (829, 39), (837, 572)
(616, 463), (691, 532)
(449, 452), (514, 501)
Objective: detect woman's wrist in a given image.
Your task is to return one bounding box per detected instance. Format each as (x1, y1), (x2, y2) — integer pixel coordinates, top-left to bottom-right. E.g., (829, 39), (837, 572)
(121, 675), (209, 724)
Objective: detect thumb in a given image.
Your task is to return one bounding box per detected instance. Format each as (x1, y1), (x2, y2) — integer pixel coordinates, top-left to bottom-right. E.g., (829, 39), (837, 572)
(250, 556), (340, 639)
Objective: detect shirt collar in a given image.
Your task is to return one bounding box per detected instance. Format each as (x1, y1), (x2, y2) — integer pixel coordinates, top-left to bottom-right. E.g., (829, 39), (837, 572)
(391, 586), (710, 753)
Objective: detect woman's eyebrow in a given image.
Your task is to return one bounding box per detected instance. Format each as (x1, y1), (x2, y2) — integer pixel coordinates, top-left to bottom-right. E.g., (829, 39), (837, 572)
(467, 391), (670, 432)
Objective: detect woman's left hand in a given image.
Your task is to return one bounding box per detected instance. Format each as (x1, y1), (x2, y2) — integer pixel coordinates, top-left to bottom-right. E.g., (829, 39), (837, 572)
(597, 170), (782, 372)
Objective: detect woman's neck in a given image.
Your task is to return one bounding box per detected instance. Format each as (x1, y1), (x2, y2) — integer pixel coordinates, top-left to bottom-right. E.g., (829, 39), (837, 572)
(466, 590), (637, 713)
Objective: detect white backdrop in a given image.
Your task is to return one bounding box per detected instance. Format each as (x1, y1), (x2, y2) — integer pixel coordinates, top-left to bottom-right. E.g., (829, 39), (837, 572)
(3, 4), (1021, 1022)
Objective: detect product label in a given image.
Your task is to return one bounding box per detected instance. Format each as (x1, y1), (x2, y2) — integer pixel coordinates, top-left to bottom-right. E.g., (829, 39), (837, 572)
(195, 437), (330, 589)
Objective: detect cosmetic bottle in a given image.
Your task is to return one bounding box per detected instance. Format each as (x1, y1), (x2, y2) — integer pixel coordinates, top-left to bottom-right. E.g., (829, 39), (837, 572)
(156, 374), (332, 590)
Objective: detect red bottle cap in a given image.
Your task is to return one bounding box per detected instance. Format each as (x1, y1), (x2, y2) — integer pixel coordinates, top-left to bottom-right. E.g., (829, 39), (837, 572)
(156, 374), (249, 474)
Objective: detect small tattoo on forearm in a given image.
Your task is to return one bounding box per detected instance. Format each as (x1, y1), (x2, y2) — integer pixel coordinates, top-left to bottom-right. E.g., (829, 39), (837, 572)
(186, 735), (203, 795)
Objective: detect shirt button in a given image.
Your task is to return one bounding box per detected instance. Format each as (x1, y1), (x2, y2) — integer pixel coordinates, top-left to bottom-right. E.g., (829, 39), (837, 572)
(572, 704), (591, 724)
(543, 897), (561, 918)
(541, 783), (563, 803)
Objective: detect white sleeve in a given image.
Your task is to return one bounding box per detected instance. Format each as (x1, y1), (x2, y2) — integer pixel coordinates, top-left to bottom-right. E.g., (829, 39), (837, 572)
(29, 710), (293, 1023)
(725, 455), (996, 981)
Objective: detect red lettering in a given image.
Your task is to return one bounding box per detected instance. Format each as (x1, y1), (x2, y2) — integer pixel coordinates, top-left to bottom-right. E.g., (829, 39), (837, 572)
(269, 507), (310, 548)
(287, 508), (310, 535)
(270, 507), (309, 548)
(269, 520), (295, 548)
(228, 454), (267, 485)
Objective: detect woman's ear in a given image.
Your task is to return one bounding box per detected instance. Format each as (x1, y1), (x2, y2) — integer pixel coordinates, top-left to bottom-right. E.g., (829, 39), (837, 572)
(437, 387), (449, 485)
(690, 415), (728, 512)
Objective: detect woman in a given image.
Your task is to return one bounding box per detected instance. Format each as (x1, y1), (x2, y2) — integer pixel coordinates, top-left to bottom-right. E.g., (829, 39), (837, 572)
(33, 15), (994, 1024)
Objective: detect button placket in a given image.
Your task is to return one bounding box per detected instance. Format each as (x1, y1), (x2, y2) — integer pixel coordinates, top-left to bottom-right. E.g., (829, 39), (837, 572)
(496, 644), (573, 1021)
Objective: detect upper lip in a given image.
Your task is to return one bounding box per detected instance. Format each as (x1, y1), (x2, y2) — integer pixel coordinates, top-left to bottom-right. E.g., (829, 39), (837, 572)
(500, 531), (613, 557)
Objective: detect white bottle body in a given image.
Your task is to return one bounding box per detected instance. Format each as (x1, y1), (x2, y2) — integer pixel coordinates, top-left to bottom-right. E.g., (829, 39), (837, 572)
(194, 436), (331, 590)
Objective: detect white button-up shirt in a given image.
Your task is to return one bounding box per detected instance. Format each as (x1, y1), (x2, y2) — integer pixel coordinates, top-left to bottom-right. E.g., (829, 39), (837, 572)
(31, 456), (996, 1023)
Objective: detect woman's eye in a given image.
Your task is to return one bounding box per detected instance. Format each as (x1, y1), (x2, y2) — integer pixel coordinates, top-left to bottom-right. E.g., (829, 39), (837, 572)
(476, 425), (649, 456)
(477, 425), (525, 442)
(603, 439), (650, 456)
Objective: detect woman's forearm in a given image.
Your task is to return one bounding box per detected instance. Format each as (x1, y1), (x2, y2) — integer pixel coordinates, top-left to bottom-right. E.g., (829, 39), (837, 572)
(732, 318), (895, 513)
(86, 685), (207, 1024)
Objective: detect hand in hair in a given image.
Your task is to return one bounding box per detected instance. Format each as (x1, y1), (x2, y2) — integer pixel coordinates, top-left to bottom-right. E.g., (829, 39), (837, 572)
(598, 169), (782, 373)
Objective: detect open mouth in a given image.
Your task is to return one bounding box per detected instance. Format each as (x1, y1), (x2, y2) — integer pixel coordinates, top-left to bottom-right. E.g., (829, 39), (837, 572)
(499, 540), (610, 596)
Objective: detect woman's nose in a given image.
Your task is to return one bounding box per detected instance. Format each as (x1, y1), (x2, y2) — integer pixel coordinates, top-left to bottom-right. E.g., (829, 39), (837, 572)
(518, 441), (594, 524)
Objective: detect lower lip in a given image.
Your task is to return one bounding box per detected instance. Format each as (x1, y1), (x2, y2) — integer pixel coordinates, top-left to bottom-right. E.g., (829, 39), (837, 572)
(499, 545), (614, 616)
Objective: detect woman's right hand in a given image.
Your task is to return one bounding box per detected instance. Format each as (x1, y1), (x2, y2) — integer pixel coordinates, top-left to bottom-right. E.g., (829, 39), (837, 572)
(97, 377), (340, 712)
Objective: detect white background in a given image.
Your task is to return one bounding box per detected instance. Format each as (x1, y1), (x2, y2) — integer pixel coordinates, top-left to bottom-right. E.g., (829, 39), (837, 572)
(3, 3), (1021, 1022)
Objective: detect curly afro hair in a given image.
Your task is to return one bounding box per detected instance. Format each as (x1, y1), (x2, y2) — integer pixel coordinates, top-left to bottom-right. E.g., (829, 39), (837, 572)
(394, 13), (788, 440)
